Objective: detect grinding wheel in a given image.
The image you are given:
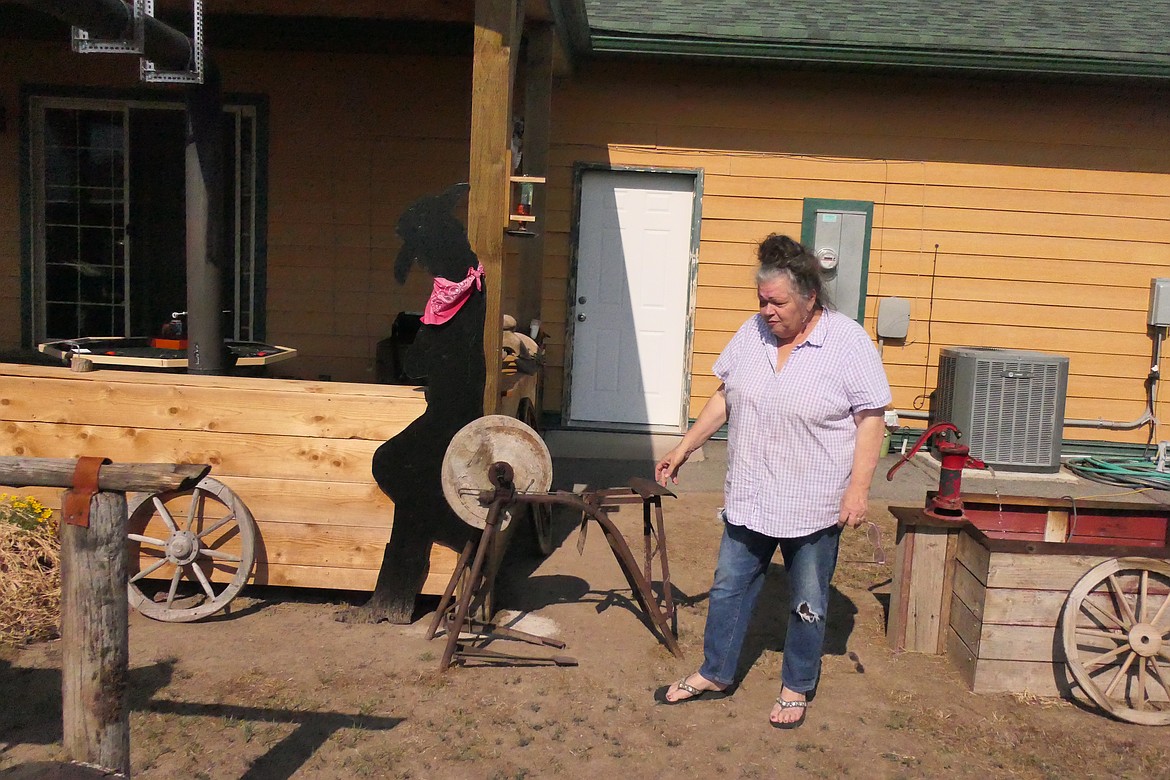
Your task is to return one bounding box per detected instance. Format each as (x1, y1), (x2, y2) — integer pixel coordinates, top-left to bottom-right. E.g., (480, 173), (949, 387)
(441, 414), (554, 529)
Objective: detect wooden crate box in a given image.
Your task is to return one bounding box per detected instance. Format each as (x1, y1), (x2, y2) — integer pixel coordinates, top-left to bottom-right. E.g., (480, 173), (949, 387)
(889, 495), (1170, 698)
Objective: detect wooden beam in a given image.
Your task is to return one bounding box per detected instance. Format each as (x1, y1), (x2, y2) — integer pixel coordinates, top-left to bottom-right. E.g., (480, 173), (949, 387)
(0, 457), (209, 493)
(468, 0), (521, 414)
(515, 21), (554, 331)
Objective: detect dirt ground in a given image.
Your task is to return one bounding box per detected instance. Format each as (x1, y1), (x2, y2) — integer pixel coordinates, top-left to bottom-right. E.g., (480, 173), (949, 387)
(2, 450), (1170, 779)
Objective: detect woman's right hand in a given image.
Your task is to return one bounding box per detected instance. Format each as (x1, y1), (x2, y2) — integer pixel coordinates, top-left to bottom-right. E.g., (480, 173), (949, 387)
(655, 445), (690, 486)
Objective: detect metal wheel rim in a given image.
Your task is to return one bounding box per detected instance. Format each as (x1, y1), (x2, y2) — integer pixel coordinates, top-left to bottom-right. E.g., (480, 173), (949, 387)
(126, 476), (257, 622)
(1061, 556), (1170, 725)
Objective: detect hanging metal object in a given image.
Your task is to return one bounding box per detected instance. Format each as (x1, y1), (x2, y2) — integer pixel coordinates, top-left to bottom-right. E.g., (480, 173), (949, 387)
(71, 0), (146, 54)
(140, 0), (205, 84)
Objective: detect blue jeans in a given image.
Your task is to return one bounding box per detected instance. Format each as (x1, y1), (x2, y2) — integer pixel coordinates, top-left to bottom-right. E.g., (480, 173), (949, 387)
(698, 519), (841, 694)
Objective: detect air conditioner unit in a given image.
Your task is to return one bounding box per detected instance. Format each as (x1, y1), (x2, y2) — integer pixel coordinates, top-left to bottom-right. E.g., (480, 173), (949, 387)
(932, 347), (1069, 473)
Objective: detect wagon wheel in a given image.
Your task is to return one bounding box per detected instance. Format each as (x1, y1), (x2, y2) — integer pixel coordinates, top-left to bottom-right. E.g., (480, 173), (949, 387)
(126, 477), (257, 622)
(517, 397), (554, 556)
(1061, 557), (1170, 725)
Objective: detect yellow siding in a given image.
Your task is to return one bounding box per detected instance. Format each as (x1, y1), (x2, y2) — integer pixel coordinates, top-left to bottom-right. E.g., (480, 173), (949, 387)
(543, 61), (1170, 443)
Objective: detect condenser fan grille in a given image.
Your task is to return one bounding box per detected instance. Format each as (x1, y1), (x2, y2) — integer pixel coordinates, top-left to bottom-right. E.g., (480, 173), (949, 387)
(933, 348), (1068, 472)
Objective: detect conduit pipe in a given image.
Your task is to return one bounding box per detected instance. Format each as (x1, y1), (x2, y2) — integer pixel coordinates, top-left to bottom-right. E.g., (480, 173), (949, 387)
(21, 0), (227, 374)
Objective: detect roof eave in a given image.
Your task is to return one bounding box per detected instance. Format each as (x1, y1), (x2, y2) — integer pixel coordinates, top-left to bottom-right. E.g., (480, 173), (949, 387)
(589, 34), (1170, 81)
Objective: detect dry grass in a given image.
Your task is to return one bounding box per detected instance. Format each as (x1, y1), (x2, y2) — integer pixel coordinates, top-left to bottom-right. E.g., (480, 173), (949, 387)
(0, 521), (61, 646)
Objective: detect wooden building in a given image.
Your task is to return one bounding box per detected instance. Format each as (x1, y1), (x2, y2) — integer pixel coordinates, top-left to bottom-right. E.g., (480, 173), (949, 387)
(3, 0), (1170, 592)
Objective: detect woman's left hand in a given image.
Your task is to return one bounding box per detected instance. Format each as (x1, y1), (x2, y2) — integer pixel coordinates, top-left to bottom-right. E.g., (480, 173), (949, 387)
(838, 488), (869, 529)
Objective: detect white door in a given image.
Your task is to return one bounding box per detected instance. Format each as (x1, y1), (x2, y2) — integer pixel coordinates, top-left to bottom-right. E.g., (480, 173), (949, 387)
(567, 170), (695, 428)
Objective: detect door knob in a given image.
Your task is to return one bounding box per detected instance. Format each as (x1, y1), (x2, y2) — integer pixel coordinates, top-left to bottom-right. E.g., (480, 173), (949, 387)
(577, 313), (587, 322)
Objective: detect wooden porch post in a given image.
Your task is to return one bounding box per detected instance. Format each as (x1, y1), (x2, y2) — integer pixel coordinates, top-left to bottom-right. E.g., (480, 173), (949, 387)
(469, 0), (522, 414)
(516, 22), (554, 331)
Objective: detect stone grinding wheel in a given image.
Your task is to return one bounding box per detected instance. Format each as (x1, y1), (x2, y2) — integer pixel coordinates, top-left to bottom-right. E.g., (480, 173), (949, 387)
(441, 414), (554, 530)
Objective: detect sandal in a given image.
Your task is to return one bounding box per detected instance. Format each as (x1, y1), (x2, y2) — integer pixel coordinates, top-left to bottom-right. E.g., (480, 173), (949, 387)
(653, 676), (733, 705)
(770, 697), (808, 729)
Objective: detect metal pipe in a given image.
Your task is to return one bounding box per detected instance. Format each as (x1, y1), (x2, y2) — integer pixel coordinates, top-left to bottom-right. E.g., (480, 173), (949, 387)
(19, 0), (192, 68)
(185, 61), (227, 374)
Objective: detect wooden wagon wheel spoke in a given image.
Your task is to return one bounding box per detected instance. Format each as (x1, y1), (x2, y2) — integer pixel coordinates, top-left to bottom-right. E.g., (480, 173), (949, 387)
(127, 532), (167, 547)
(1103, 650), (1137, 698)
(1138, 570), (1149, 623)
(165, 567), (182, 609)
(1137, 655), (1149, 710)
(128, 557), (169, 583)
(1062, 557), (1170, 726)
(1150, 592), (1170, 629)
(190, 561), (217, 600)
(197, 513), (237, 540)
(1149, 658), (1170, 702)
(1076, 627), (1128, 642)
(1084, 642), (1132, 670)
(1106, 574), (1138, 628)
(153, 496), (179, 533)
(184, 488), (204, 532)
(199, 548), (242, 563)
(126, 477), (258, 622)
(1081, 597), (1127, 632)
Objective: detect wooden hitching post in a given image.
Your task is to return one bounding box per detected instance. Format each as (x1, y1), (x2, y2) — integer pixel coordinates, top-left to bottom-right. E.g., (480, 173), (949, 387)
(61, 490), (130, 777)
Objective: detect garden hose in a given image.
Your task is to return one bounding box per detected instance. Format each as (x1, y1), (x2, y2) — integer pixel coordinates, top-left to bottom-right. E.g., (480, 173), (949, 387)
(1064, 455), (1170, 491)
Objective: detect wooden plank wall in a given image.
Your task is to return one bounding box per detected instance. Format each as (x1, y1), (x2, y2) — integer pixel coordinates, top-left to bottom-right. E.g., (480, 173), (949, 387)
(0, 363), (458, 593)
(539, 61), (1170, 442)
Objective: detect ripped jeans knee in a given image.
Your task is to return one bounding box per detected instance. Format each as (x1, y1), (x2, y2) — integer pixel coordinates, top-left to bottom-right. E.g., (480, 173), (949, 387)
(795, 600), (823, 624)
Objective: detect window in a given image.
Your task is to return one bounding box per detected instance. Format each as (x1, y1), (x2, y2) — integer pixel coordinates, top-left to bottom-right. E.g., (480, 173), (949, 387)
(27, 95), (262, 344)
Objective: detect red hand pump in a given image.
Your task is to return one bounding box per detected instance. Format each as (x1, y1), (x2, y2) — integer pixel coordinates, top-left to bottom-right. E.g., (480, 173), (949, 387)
(886, 422), (987, 521)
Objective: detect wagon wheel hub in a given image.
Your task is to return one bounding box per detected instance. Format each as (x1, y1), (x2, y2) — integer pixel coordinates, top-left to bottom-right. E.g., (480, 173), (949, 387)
(1128, 623), (1163, 658)
(166, 530), (201, 565)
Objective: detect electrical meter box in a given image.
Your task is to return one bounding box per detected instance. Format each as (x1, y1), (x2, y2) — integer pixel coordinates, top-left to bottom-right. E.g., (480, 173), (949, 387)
(801, 199), (873, 324)
(1149, 278), (1170, 327)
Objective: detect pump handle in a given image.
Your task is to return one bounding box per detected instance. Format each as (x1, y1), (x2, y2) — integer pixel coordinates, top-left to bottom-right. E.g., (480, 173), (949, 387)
(885, 422), (960, 481)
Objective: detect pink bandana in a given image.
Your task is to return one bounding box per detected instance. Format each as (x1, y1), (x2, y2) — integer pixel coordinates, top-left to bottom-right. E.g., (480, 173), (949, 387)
(421, 262), (485, 325)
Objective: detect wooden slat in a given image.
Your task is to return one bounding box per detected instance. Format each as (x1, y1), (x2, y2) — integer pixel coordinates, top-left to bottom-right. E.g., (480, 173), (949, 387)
(951, 559), (987, 624)
(945, 626), (978, 690)
(948, 591), (982, 658)
(251, 557), (455, 594)
(985, 550), (1112, 591)
(970, 659), (1068, 697)
(905, 525), (953, 653)
(0, 362), (425, 397)
(3, 421), (381, 483)
(979, 624), (1065, 663)
(956, 529), (991, 587)
(0, 374), (425, 440)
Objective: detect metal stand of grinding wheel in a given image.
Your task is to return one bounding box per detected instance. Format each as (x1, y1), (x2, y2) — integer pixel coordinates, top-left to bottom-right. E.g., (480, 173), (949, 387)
(429, 415), (684, 671)
(428, 415), (573, 670)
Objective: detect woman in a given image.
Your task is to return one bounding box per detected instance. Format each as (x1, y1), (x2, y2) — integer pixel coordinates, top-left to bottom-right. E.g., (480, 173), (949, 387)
(654, 234), (890, 729)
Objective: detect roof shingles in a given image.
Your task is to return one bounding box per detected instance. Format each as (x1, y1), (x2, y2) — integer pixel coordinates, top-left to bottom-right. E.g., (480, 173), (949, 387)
(580, 1), (1170, 74)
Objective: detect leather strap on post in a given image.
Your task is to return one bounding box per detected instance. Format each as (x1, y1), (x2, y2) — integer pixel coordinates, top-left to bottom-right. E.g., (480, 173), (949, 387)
(63, 456), (112, 528)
